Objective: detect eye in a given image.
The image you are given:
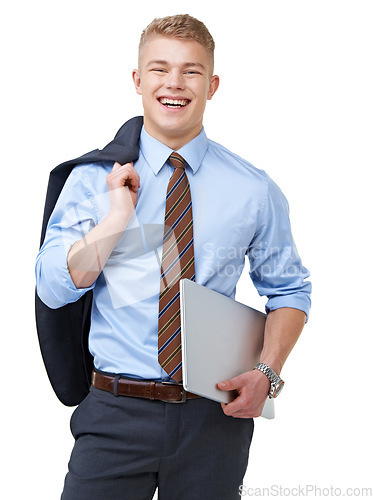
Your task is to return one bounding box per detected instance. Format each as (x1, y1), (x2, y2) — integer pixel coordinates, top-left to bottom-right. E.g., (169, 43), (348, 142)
(151, 68), (167, 73)
(184, 69), (203, 77)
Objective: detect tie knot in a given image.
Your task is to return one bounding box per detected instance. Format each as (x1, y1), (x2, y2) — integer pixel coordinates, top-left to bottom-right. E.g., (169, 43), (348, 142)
(168, 152), (186, 170)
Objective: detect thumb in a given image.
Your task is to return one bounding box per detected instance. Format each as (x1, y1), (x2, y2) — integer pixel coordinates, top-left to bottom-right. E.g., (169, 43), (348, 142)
(217, 376), (240, 391)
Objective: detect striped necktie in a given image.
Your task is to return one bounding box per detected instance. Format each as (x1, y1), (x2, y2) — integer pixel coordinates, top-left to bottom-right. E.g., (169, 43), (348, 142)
(158, 152), (195, 383)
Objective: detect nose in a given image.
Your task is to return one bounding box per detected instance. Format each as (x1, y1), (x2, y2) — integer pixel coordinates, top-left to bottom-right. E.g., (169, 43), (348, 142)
(165, 69), (185, 90)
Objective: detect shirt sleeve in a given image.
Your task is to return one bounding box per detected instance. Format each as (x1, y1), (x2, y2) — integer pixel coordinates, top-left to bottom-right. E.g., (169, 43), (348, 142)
(35, 164), (99, 309)
(247, 173), (312, 320)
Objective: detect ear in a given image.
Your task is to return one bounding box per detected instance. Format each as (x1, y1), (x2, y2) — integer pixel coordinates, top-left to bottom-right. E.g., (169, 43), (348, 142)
(132, 69), (142, 95)
(207, 74), (220, 100)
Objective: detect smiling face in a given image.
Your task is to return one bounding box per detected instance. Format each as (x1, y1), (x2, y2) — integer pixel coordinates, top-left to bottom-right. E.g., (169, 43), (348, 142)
(132, 36), (219, 150)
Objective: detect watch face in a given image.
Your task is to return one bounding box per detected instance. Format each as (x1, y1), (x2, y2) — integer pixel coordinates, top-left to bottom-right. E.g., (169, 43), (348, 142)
(274, 381), (285, 398)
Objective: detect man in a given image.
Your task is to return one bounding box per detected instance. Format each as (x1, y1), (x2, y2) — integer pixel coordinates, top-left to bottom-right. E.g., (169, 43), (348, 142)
(36, 14), (311, 500)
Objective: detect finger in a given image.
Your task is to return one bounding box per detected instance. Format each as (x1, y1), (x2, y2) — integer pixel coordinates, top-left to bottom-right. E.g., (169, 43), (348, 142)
(118, 163), (140, 187)
(224, 407), (252, 418)
(221, 400), (250, 417)
(232, 405), (263, 418)
(109, 164), (140, 189)
(222, 393), (249, 415)
(110, 161), (135, 176)
(231, 410), (256, 419)
(123, 169), (140, 190)
(112, 161), (123, 171)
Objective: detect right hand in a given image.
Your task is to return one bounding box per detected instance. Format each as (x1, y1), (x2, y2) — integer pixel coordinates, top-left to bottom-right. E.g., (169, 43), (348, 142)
(106, 162), (140, 220)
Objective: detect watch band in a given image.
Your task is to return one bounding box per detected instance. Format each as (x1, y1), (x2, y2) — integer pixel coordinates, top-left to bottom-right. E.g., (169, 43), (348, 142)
(254, 362), (285, 398)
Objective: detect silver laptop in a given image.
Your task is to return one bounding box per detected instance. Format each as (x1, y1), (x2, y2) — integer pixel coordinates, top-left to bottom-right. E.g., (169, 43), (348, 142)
(180, 279), (275, 419)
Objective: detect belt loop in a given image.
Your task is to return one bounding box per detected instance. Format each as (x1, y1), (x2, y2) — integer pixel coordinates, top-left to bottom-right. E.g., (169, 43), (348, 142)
(149, 381), (155, 400)
(113, 374), (120, 397)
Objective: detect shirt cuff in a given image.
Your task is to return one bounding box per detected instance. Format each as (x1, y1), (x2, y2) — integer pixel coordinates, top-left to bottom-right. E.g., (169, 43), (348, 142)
(265, 293), (311, 322)
(36, 244), (95, 309)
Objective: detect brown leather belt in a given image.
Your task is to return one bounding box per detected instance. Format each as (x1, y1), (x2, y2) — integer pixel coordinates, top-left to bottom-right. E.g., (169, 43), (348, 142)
(92, 371), (201, 403)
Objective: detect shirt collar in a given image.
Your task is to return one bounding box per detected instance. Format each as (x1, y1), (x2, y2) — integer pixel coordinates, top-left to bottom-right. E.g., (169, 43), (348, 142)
(139, 125), (208, 175)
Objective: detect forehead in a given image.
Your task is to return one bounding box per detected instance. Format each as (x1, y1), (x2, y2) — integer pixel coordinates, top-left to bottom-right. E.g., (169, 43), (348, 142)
(139, 36), (212, 71)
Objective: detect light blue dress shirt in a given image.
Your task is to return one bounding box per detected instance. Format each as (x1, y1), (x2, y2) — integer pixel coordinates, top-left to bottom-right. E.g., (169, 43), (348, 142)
(35, 125), (311, 382)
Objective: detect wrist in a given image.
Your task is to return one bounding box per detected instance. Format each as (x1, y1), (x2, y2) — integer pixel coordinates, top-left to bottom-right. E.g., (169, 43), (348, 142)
(254, 362), (285, 399)
(259, 356), (282, 376)
(252, 368), (271, 391)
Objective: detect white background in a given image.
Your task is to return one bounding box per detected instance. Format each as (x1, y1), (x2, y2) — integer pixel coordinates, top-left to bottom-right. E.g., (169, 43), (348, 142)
(1, 0), (372, 498)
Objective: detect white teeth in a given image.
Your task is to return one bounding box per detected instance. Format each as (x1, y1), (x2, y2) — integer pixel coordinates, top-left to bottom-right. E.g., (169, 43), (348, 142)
(159, 98), (189, 106)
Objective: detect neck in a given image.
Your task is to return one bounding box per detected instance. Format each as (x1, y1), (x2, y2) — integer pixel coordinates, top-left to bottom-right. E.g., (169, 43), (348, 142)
(143, 119), (202, 151)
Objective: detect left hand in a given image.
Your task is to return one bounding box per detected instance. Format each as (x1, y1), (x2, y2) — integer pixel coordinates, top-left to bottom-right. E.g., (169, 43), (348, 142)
(217, 369), (271, 418)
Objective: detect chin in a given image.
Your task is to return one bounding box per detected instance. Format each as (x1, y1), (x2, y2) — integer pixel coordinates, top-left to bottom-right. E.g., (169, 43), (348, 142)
(154, 117), (189, 135)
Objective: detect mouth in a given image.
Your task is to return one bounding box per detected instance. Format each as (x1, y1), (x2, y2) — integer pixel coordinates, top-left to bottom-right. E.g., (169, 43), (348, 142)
(158, 97), (191, 109)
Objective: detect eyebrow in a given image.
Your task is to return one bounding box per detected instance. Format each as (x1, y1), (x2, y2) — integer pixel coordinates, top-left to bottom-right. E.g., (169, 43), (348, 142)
(146, 60), (207, 71)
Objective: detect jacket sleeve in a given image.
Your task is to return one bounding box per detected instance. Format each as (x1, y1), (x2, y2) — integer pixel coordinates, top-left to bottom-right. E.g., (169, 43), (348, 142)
(35, 165), (98, 309)
(247, 173), (312, 320)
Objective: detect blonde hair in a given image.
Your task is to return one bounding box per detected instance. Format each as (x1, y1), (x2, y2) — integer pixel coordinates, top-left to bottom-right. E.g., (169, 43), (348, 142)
(139, 14), (215, 72)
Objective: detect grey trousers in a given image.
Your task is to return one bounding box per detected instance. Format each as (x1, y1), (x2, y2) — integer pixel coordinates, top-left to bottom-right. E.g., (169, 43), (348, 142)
(61, 385), (254, 500)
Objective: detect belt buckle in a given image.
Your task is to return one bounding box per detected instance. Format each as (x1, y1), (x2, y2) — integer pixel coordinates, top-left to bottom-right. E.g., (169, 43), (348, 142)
(170, 387), (187, 403)
(161, 381), (187, 403)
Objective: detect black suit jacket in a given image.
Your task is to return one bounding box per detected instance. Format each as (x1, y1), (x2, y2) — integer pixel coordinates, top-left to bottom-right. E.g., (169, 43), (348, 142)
(35, 116), (144, 406)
